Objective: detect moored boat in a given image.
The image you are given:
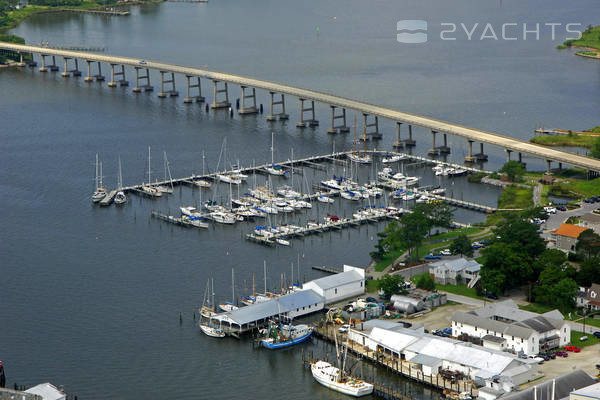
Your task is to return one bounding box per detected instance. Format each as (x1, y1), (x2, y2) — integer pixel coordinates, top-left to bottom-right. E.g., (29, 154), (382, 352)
(199, 323), (225, 338)
(260, 323), (313, 349)
(310, 361), (373, 397)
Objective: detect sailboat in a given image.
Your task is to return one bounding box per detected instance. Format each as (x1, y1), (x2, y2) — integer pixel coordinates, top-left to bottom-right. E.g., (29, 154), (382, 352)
(199, 323), (226, 338)
(194, 151), (212, 188)
(347, 115), (372, 165)
(114, 156), (127, 205)
(266, 132), (287, 176)
(311, 328), (373, 397)
(219, 269), (240, 312)
(200, 278), (217, 318)
(141, 146), (162, 197)
(92, 153), (107, 203)
(155, 151), (174, 194)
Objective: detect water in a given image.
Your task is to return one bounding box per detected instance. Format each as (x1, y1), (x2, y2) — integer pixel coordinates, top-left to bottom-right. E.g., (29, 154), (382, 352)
(1, 0), (599, 398)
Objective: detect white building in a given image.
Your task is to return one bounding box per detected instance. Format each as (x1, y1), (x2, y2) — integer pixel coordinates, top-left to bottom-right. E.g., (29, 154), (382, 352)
(347, 320), (535, 388)
(571, 382), (600, 400)
(24, 383), (66, 400)
(429, 258), (481, 285)
(302, 265), (365, 304)
(451, 300), (569, 355)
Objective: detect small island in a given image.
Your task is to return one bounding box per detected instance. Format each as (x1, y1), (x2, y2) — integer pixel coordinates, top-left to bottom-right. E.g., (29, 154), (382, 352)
(530, 126), (600, 157)
(558, 25), (600, 59)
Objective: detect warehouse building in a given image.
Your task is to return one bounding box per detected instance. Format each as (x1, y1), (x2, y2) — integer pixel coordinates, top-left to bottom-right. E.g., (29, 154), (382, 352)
(302, 265), (365, 304)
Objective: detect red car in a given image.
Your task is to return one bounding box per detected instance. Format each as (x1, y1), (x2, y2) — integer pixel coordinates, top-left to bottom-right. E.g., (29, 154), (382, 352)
(564, 346), (581, 352)
(554, 351), (568, 357)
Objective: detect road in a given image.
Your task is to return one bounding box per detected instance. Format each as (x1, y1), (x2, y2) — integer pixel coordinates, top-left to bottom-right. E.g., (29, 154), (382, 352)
(2, 41), (600, 172)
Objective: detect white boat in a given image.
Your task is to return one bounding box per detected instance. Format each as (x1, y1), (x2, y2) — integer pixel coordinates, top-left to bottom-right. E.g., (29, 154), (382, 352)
(401, 192), (416, 201)
(92, 154), (107, 203)
(217, 174), (242, 185)
(341, 189), (362, 201)
(255, 204), (278, 215)
(141, 184), (162, 197)
(194, 152), (212, 187)
(449, 167), (467, 176)
(113, 157), (127, 205)
(293, 200), (312, 209)
(311, 361), (373, 397)
(218, 302), (239, 312)
(274, 201), (294, 213)
(321, 177), (345, 190)
(347, 152), (372, 164)
(276, 238), (290, 246)
(180, 206), (202, 217)
(416, 195), (430, 203)
(317, 194), (335, 203)
(154, 151), (174, 194)
(200, 278), (217, 318)
(266, 132), (287, 176)
(250, 186), (275, 201)
(199, 324), (226, 338)
(431, 187), (445, 195)
(382, 154), (406, 163)
(277, 185), (301, 199)
(182, 215), (209, 228)
(210, 211), (237, 224)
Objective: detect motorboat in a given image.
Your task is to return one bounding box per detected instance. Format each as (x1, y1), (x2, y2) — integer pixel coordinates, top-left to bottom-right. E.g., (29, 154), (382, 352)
(182, 215), (209, 228)
(199, 324), (226, 338)
(260, 323), (313, 349)
(210, 211), (237, 224)
(276, 238), (290, 246)
(180, 206), (202, 217)
(382, 154), (406, 164)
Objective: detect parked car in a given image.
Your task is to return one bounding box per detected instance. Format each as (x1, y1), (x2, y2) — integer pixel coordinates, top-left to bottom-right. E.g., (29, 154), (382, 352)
(564, 346), (581, 352)
(556, 205), (567, 211)
(593, 331), (600, 339)
(440, 249), (452, 256)
(544, 206), (557, 214)
(424, 254), (442, 260)
(554, 351), (568, 357)
(366, 297), (378, 303)
(485, 292), (499, 300)
(338, 324), (350, 333)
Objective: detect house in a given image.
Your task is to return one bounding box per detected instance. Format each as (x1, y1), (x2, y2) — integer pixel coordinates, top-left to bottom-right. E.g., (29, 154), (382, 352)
(302, 265), (365, 304)
(571, 382), (600, 400)
(500, 370), (596, 400)
(451, 300), (569, 355)
(577, 286), (590, 308)
(585, 283), (600, 311)
(347, 320), (535, 389)
(552, 223), (588, 252)
(428, 258), (481, 285)
(577, 213), (600, 234)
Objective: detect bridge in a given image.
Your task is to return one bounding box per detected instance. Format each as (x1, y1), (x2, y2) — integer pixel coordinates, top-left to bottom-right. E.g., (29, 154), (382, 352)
(2, 42), (600, 173)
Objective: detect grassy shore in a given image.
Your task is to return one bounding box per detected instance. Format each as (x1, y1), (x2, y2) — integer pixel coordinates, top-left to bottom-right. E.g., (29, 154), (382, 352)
(530, 127), (600, 148)
(559, 25), (600, 57)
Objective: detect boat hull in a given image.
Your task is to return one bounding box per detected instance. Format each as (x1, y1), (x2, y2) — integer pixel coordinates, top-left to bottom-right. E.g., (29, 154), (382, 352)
(260, 329), (313, 349)
(311, 363), (374, 397)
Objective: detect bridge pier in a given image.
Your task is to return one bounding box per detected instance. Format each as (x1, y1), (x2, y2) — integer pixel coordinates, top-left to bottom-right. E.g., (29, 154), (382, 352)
(438, 133), (451, 154)
(475, 142), (488, 161)
(39, 54), (48, 72)
(61, 57), (72, 77)
(238, 86), (258, 114)
(157, 71), (178, 97)
(428, 130), (439, 155)
(297, 99), (318, 127)
(405, 125), (416, 146)
(108, 64), (128, 87)
(505, 149), (512, 162)
(360, 114), (381, 140)
(16, 52), (26, 67)
(133, 67), (153, 92)
(84, 60), (104, 82)
(48, 56), (59, 72)
(183, 75), (204, 103)
(392, 122), (405, 148)
(327, 106), (349, 134)
(210, 80), (231, 108)
(465, 140), (476, 162)
(518, 152), (522, 163)
(72, 59), (81, 76)
(546, 160), (552, 174)
(266, 92), (288, 121)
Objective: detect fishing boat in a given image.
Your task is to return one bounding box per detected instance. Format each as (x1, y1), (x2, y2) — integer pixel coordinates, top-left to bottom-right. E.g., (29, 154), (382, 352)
(199, 323), (226, 338)
(200, 279), (217, 318)
(266, 132), (287, 176)
(382, 154), (406, 163)
(91, 153), (107, 203)
(260, 323), (313, 349)
(219, 269), (240, 312)
(310, 332), (373, 397)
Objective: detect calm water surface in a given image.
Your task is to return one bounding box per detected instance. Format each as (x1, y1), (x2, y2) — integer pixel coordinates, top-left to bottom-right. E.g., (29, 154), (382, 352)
(1, 0), (599, 398)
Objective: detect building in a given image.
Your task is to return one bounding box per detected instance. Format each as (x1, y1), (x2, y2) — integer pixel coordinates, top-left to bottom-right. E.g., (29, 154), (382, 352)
(301, 265), (365, 304)
(451, 300), (569, 355)
(24, 383), (66, 400)
(552, 223), (588, 252)
(577, 213), (600, 234)
(498, 370), (596, 400)
(347, 320), (535, 389)
(429, 258), (481, 285)
(585, 283), (600, 311)
(571, 382), (600, 400)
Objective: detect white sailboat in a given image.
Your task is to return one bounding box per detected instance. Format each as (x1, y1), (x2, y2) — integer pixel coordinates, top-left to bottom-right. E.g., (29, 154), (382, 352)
(194, 151), (212, 188)
(266, 132), (287, 176)
(155, 151), (174, 194)
(219, 269), (239, 312)
(141, 146), (163, 197)
(114, 156), (127, 205)
(199, 324), (226, 338)
(382, 153), (406, 163)
(92, 153), (107, 203)
(347, 115), (372, 164)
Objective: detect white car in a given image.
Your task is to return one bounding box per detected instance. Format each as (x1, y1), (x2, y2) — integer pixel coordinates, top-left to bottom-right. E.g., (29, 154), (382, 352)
(440, 249), (452, 256)
(544, 206), (557, 214)
(338, 324), (350, 333)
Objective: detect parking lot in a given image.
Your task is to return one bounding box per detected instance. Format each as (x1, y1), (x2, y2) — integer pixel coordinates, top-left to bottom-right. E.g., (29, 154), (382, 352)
(406, 301), (477, 330)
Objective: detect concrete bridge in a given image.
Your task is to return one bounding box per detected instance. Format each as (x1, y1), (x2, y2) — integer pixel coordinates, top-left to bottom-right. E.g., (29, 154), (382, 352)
(2, 41), (600, 174)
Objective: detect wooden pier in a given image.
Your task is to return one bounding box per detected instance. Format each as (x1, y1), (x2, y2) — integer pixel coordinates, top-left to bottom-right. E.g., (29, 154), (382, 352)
(311, 265), (343, 274)
(99, 190), (117, 206)
(151, 210), (208, 228)
(312, 324), (478, 398)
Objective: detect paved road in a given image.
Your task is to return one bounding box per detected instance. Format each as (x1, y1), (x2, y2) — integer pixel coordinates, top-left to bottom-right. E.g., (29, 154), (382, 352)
(3, 41), (600, 172)
(442, 292), (485, 307)
(541, 202), (600, 241)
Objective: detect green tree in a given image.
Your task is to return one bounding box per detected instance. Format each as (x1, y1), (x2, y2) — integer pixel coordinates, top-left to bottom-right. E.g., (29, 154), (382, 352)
(377, 275), (407, 297)
(576, 229), (600, 259)
(449, 234), (474, 257)
(590, 137), (600, 159)
(413, 273), (435, 291)
(499, 160), (526, 182)
(415, 202), (454, 237)
(480, 243), (532, 294)
(534, 264), (578, 311)
(532, 249), (567, 277)
(493, 219), (546, 259)
(394, 210), (430, 261)
(576, 257), (600, 287)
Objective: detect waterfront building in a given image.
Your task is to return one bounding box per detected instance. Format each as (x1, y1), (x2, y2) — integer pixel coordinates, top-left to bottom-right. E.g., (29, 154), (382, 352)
(301, 265), (365, 304)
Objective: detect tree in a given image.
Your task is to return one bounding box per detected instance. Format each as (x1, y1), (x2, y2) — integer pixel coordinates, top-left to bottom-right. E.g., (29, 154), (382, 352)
(576, 257), (600, 287)
(415, 202), (454, 237)
(534, 264), (578, 311)
(413, 273), (435, 291)
(493, 219), (546, 259)
(576, 229), (600, 259)
(533, 249), (567, 278)
(480, 243), (532, 294)
(499, 160), (526, 182)
(393, 210), (430, 261)
(377, 275), (407, 297)
(449, 234), (474, 257)
(590, 137), (600, 159)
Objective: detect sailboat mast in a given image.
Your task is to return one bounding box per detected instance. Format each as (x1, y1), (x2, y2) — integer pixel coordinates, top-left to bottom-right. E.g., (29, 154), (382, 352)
(147, 146), (151, 184)
(99, 161), (103, 188)
(252, 274), (256, 297)
(231, 268), (235, 304)
(95, 153), (99, 189)
(291, 262), (294, 287)
(118, 156), (123, 190)
(264, 261), (267, 294)
(211, 278), (215, 311)
(271, 132), (275, 165)
(291, 148), (294, 189)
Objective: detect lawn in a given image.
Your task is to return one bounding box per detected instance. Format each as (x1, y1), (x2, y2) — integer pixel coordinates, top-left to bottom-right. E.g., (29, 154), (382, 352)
(577, 316), (600, 329)
(365, 279), (379, 293)
(570, 331), (600, 348)
(530, 135), (598, 149)
(549, 177), (600, 199)
(428, 227), (482, 241)
(373, 248), (405, 272)
(519, 303), (559, 314)
(435, 284), (483, 300)
(564, 25), (600, 52)
(497, 186), (533, 209)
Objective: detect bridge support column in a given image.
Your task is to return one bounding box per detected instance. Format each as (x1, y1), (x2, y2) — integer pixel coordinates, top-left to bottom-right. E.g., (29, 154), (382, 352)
(475, 142), (488, 161)
(183, 75), (204, 103)
(39, 54), (48, 72)
(61, 57), (72, 77)
(428, 130), (439, 155)
(546, 160), (552, 174)
(108, 64), (128, 87)
(438, 133), (451, 154)
(133, 67), (153, 92)
(360, 114), (381, 141)
(505, 149), (512, 162)
(266, 92), (288, 121)
(393, 122), (404, 148)
(49, 56), (59, 72)
(296, 99), (318, 127)
(16, 53), (26, 67)
(72, 59), (81, 76)
(465, 140), (476, 162)
(327, 106), (349, 134)
(84, 60), (104, 82)
(405, 125), (416, 146)
(558, 162), (562, 171)
(238, 86), (258, 114)
(210, 80), (231, 108)
(157, 71), (178, 97)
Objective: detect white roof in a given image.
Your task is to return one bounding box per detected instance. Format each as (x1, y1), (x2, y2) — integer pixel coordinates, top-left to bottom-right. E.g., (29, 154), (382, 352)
(304, 270), (363, 290)
(25, 383), (66, 400)
(370, 327), (420, 351)
(572, 382), (600, 399)
(430, 258), (481, 272)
